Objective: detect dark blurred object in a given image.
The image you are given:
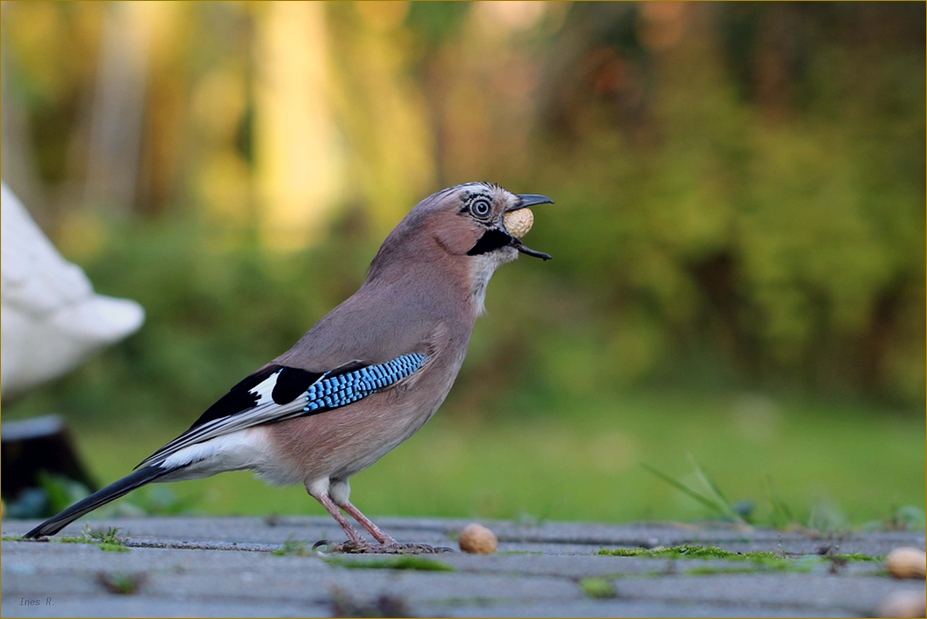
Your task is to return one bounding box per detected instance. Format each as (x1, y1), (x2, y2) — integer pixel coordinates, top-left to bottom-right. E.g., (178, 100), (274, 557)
(1, 414), (98, 505)
(330, 585), (413, 618)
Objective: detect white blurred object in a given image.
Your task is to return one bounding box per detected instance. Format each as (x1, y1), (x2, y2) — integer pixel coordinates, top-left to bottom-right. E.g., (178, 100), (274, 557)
(1, 182), (145, 402)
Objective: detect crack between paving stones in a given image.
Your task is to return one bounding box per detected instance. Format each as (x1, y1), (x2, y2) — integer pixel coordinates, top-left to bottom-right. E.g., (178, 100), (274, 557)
(125, 539), (279, 552)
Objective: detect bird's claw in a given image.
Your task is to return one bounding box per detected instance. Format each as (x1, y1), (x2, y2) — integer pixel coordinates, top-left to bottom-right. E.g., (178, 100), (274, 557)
(331, 540), (453, 554)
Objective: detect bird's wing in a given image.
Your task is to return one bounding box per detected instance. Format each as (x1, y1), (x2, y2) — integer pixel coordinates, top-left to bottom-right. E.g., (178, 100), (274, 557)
(136, 353), (428, 469)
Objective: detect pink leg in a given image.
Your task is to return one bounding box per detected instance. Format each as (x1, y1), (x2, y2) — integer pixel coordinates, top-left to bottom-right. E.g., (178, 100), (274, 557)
(339, 501), (397, 546)
(309, 489), (368, 546)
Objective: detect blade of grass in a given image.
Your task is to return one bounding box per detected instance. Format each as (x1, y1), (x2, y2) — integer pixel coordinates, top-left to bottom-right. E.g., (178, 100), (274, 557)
(639, 462), (730, 517)
(764, 476), (796, 528)
(686, 453), (749, 526)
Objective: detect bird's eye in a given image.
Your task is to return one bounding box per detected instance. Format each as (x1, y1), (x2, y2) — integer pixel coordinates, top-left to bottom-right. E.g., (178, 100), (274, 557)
(471, 198), (492, 218)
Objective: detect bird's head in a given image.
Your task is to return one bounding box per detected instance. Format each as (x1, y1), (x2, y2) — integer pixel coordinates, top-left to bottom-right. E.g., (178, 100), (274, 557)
(367, 182), (553, 302)
(419, 181), (553, 258)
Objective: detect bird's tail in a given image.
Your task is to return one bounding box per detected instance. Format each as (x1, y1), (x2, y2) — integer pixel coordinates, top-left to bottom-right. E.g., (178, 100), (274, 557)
(23, 465), (170, 539)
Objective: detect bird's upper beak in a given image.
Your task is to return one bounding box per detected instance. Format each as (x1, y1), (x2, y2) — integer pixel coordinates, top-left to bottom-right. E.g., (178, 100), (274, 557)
(508, 193), (554, 260)
(507, 194), (555, 212)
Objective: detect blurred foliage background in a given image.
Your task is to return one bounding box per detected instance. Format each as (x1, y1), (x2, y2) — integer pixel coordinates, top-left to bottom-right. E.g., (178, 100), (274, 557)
(2, 2), (924, 528)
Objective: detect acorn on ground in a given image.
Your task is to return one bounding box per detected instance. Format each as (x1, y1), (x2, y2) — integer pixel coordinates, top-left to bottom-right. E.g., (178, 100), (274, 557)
(458, 523), (498, 554)
(877, 590), (926, 618)
(886, 547), (926, 579)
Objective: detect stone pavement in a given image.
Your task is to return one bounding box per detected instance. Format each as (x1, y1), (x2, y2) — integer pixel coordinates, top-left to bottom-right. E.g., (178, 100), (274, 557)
(2, 516), (924, 617)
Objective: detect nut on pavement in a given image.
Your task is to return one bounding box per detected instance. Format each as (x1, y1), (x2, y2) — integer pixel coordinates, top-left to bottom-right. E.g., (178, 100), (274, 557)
(877, 590), (926, 618)
(459, 523), (498, 554)
(504, 208), (534, 238)
(886, 547), (927, 579)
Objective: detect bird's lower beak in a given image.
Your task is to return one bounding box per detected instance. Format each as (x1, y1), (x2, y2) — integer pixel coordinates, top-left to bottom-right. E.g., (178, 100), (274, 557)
(510, 193), (554, 260)
(513, 238), (552, 261)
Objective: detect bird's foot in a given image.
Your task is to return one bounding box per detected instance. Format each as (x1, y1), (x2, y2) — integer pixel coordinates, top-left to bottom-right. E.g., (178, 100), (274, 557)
(330, 541), (453, 554)
(380, 542), (454, 554)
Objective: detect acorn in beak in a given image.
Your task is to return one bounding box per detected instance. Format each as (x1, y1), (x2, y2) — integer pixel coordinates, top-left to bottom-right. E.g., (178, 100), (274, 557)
(505, 194), (554, 260)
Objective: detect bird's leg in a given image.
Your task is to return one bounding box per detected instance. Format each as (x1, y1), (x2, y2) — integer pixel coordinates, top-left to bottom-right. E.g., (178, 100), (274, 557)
(308, 487), (368, 548)
(323, 480), (448, 553)
(338, 500), (397, 546)
(328, 480), (397, 546)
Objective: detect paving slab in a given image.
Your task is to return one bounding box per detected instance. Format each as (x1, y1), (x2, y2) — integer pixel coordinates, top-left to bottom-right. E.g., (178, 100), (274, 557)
(3, 517), (924, 617)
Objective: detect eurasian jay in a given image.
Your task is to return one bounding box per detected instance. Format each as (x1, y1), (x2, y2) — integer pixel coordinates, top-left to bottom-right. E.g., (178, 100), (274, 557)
(23, 182), (553, 550)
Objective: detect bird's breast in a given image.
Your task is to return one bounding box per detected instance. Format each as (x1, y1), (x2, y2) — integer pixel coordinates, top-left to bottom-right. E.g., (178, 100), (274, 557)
(266, 322), (472, 484)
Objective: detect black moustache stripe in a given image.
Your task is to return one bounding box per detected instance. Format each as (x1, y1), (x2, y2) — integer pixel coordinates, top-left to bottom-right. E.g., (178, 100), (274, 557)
(467, 229), (513, 256)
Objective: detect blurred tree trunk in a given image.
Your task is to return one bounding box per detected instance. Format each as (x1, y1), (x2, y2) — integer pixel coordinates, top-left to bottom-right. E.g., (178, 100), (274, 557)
(325, 2), (435, 236)
(1, 23), (48, 230)
(136, 3), (189, 218)
(84, 2), (157, 215)
(253, 1), (341, 250)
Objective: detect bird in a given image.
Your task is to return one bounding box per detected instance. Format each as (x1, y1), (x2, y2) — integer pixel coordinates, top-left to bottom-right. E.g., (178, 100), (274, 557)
(24, 182), (553, 551)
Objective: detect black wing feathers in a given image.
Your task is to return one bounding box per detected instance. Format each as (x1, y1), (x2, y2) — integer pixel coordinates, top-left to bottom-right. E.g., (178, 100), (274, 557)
(185, 366), (275, 432)
(187, 365), (323, 433)
(271, 366), (324, 405)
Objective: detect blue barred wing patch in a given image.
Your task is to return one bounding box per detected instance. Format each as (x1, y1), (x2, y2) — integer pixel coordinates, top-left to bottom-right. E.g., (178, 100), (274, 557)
(304, 353), (427, 412)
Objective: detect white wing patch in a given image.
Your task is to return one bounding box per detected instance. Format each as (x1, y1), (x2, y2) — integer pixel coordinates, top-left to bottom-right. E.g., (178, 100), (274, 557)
(249, 371), (280, 406)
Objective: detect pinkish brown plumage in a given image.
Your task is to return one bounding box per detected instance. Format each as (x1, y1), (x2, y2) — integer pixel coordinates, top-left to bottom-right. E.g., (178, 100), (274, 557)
(25, 182), (554, 551)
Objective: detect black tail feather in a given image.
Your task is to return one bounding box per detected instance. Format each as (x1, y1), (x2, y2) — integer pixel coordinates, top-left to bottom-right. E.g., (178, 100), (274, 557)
(23, 465), (170, 539)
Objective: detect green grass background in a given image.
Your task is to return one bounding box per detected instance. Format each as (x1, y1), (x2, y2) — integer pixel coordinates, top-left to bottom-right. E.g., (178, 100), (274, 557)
(65, 388), (924, 528)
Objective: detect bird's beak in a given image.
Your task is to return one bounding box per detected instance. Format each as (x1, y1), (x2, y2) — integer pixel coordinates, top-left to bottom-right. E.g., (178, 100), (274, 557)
(512, 239), (552, 261)
(509, 193), (554, 260)
(507, 194), (555, 212)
